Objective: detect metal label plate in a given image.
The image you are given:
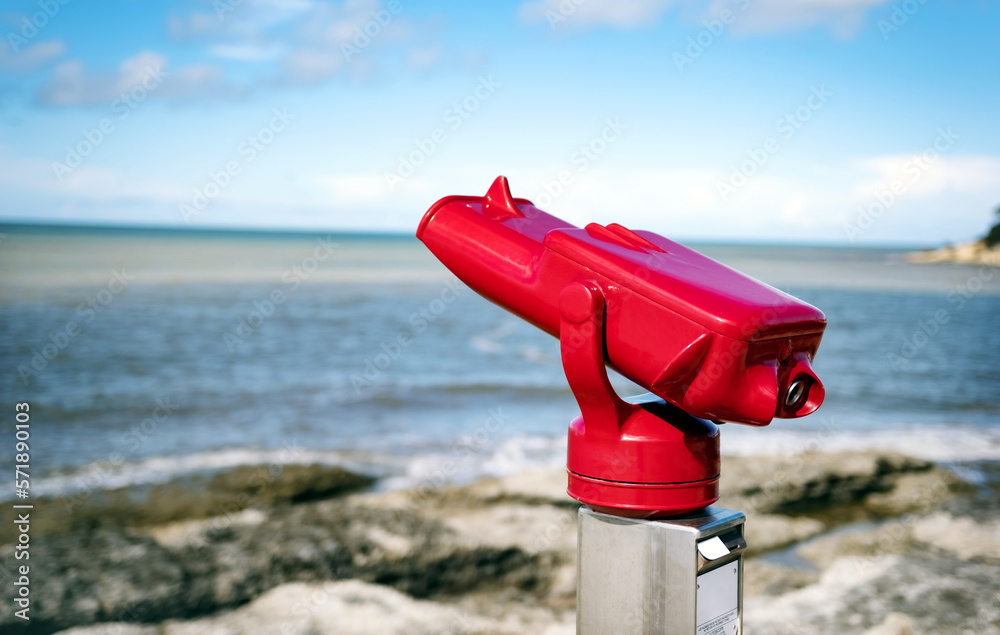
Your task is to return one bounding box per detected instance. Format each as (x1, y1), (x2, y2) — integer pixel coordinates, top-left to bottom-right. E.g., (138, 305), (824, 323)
(696, 560), (740, 635)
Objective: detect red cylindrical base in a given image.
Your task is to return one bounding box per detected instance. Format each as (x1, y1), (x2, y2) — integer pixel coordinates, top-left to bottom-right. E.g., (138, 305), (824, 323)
(567, 470), (720, 518)
(565, 397), (721, 518)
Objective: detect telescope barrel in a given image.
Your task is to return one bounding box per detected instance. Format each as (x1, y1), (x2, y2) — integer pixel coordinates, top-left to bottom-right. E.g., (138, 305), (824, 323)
(417, 176), (826, 426)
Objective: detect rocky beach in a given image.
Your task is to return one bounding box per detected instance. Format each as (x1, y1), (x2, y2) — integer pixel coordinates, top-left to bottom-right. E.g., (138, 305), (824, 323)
(4, 451), (999, 635)
(905, 239), (1000, 266)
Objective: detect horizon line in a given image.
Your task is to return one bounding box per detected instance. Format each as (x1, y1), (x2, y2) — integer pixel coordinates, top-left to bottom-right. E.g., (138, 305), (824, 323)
(0, 218), (935, 250)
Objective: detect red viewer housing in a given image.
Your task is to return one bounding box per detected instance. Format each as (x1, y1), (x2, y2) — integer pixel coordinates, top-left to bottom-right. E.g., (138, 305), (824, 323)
(417, 176), (827, 516)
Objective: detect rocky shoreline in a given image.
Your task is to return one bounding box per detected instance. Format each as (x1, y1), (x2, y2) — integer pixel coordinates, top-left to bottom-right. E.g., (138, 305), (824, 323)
(4, 451), (999, 634)
(906, 239), (1000, 266)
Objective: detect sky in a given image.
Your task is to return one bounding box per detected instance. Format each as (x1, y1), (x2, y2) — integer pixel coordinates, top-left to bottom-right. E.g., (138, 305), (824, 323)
(0, 0), (997, 245)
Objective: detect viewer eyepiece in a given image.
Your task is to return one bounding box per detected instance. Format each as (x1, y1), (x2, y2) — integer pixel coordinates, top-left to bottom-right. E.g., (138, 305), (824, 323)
(784, 377), (808, 410)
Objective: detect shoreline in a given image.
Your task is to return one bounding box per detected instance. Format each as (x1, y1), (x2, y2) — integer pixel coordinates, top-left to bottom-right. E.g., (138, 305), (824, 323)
(4, 451), (999, 634)
(19, 421), (1000, 507)
(906, 239), (1000, 266)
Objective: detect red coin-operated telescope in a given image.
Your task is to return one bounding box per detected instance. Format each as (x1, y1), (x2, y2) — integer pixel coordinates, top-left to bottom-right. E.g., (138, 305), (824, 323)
(418, 176), (827, 633)
(417, 176), (826, 518)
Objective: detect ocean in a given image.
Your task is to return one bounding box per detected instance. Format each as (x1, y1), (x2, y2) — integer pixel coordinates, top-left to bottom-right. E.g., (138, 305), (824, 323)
(1, 224), (998, 500)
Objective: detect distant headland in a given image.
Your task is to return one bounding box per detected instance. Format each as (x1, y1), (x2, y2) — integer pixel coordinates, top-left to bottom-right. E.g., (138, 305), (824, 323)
(907, 206), (1000, 265)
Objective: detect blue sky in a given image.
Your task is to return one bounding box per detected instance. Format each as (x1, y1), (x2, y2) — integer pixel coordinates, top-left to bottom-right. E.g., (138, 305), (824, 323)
(0, 0), (997, 244)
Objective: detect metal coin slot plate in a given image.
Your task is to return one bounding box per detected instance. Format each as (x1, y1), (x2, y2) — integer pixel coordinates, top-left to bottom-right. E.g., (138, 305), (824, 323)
(696, 561), (740, 635)
(698, 528), (747, 572)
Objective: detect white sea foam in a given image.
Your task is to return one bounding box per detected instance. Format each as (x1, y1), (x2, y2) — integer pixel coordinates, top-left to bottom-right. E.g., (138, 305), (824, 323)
(720, 424), (1000, 462)
(22, 423), (998, 504)
(25, 446), (400, 501)
(375, 435), (568, 492)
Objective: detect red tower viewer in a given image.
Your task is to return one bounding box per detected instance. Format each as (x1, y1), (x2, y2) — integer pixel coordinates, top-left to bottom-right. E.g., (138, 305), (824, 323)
(417, 176), (826, 516)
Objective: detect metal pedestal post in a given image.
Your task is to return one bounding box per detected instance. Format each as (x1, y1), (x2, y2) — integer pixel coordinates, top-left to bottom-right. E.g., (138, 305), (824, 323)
(577, 506), (747, 635)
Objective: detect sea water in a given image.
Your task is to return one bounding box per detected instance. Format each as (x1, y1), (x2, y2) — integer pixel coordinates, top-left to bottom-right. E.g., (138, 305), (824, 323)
(1, 224), (997, 499)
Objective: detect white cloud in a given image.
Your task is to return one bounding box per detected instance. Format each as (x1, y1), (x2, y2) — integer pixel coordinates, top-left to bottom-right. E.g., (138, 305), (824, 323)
(406, 46), (441, 71)
(348, 153), (1000, 244)
(533, 167), (849, 238)
(836, 153), (1000, 243)
(527, 167), (717, 223)
(167, 11), (221, 40)
(35, 51), (238, 106)
(0, 38), (64, 75)
(282, 49), (344, 83)
(208, 44), (285, 61)
(291, 166), (833, 239)
(853, 153), (1000, 200)
(519, 0), (677, 30)
(0, 151), (182, 201)
(518, 0), (894, 35)
(313, 173), (390, 206)
(730, 0), (894, 37)
(3, 145), (996, 243)
(10, 1), (430, 109)
(169, 0), (429, 89)
(53, 166), (183, 201)
(168, 0), (314, 41)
